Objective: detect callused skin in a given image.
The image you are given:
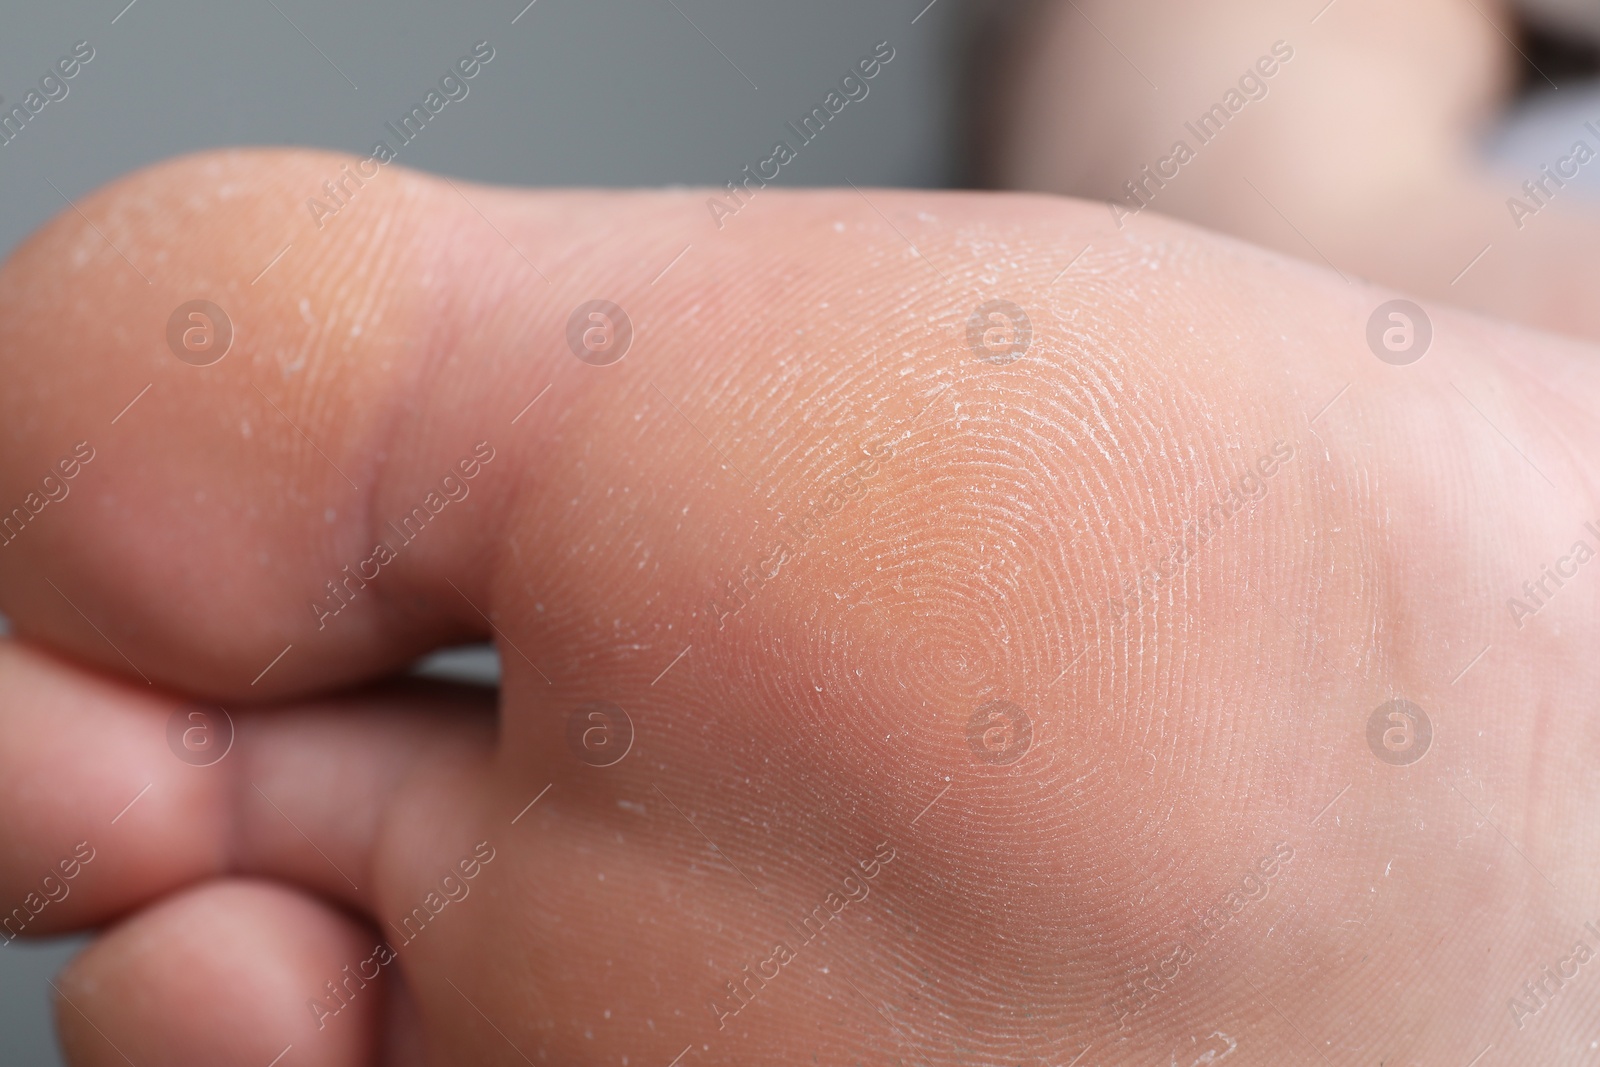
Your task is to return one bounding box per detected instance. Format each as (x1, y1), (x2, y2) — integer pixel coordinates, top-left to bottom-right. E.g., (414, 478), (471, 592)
(2, 151), (1600, 1064)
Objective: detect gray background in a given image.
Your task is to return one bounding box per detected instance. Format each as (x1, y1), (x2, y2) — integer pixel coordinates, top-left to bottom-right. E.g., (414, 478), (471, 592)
(1, 1), (1594, 1063)
(0, 2), (962, 1063)
(0, 0), (963, 260)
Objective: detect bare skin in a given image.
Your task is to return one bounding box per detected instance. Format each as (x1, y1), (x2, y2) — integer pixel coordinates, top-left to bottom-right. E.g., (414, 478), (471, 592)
(3, 150), (1600, 1066)
(989, 0), (1600, 342)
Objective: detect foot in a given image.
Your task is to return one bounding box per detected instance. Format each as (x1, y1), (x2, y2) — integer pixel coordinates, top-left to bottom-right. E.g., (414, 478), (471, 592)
(2, 150), (1599, 1065)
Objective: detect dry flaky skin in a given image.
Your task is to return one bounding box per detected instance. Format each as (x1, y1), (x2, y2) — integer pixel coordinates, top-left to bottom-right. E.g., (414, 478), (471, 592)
(2, 150), (1600, 1065)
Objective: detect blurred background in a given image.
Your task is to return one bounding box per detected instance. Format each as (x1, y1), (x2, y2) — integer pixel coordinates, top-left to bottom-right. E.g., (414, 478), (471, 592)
(4, 0), (1599, 1062)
